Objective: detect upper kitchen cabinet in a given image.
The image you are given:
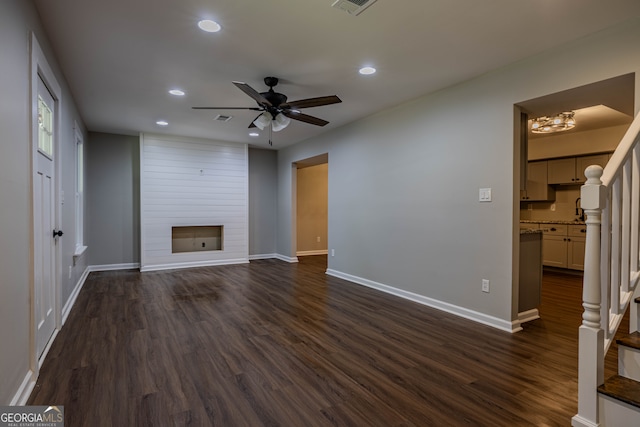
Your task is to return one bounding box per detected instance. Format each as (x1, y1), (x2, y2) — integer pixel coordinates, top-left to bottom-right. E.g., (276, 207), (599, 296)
(576, 154), (609, 181)
(547, 154), (609, 185)
(521, 160), (555, 201)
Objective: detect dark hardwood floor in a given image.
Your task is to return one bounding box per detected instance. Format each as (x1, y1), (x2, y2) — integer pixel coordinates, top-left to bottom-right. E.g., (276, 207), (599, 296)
(29, 257), (626, 426)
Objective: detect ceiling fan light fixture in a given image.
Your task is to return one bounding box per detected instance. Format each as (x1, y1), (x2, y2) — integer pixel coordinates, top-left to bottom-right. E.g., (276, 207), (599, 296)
(169, 89), (185, 96)
(531, 111), (576, 134)
(272, 113), (291, 132)
(253, 112), (271, 130)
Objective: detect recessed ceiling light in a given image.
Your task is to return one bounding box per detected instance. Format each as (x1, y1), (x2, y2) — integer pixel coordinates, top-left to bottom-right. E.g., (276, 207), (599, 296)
(156, 120), (169, 126)
(359, 66), (376, 75)
(249, 132), (259, 137)
(169, 89), (185, 96)
(198, 19), (221, 33)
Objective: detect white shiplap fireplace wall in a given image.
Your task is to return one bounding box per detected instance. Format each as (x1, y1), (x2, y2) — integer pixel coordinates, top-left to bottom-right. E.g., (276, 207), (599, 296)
(140, 133), (248, 271)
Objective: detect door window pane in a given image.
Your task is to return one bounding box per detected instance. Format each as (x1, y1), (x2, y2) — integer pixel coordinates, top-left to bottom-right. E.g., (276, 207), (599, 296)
(38, 94), (54, 157)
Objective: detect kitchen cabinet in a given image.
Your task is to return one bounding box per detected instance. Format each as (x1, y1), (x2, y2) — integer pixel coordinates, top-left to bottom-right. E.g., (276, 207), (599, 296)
(521, 161), (555, 201)
(547, 154), (609, 185)
(541, 223), (585, 270)
(567, 224), (586, 270)
(576, 155), (609, 181)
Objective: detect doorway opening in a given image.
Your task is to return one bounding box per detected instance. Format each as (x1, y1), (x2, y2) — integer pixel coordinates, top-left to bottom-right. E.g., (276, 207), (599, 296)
(514, 73), (635, 329)
(294, 153), (328, 269)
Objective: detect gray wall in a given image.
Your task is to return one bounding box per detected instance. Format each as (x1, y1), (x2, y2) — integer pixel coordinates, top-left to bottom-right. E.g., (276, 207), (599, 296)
(248, 148), (278, 256)
(277, 19), (640, 328)
(87, 132), (140, 266)
(85, 142), (277, 263)
(0, 0), (87, 404)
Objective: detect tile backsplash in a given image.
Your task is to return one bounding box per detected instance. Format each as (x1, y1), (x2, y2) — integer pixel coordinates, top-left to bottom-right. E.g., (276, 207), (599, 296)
(520, 186), (582, 222)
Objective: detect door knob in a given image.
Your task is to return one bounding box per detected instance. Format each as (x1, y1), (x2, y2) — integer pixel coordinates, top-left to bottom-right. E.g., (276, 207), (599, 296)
(53, 229), (64, 238)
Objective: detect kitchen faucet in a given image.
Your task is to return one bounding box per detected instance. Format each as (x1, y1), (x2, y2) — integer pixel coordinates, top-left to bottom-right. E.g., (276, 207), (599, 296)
(575, 197), (585, 221)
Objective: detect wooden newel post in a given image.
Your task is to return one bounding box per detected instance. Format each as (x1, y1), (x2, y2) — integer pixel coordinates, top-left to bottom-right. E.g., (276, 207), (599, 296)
(572, 165), (606, 427)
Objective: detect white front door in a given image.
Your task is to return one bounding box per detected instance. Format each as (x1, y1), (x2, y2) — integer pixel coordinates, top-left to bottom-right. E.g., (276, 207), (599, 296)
(34, 75), (57, 358)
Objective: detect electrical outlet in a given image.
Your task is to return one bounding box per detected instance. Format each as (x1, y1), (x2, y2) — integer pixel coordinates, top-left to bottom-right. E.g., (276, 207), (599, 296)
(317, 236), (321, 243)
(331, 249), (335, 257)
(482, 279), (490, 293)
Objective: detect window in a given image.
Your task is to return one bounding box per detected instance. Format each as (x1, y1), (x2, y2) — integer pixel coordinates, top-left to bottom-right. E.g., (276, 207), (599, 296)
(37, 91), (54, 157)
(74, 124), (86, 256)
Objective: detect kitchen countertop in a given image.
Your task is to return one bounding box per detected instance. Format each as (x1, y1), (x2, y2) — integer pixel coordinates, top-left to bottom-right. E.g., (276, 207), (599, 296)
(520, 229), (544, 235)
(520, 219), (586, 225)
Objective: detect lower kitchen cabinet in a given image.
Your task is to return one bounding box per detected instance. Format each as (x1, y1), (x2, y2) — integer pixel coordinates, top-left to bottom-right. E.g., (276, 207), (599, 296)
(541, 224), (586, 271)
(567, 225), (586, 270)
(542, 235), (568, 268)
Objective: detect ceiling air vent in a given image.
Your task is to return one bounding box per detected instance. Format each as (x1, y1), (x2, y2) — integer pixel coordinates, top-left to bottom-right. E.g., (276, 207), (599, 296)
(214, 114), (232, 122)
(331, 0), (378, 16)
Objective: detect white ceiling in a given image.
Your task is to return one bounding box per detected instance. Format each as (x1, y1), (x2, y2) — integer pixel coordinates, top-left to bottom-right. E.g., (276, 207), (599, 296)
(33, 0), (640, 148)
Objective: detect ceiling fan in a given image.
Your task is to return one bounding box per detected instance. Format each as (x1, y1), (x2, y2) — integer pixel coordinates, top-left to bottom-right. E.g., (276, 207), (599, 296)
(193, 77), (342, 145)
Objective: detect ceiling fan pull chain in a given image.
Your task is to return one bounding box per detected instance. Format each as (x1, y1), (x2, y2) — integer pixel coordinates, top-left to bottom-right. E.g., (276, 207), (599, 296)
(269, 124), (273, 146)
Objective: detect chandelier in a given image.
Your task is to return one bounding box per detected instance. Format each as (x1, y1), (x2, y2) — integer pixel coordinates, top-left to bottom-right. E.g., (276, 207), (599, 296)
(531, 111), (576, 134)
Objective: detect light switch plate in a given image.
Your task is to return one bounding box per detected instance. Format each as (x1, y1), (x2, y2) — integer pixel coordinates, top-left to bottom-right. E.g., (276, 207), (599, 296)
(479, 188), (492, 202)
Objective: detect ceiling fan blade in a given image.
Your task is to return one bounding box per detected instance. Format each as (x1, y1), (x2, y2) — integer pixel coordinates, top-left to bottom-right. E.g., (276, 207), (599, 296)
(283, 110), (329, 127)
(192, 107), (263, 110)
(233, 81), (272, 107)
(280, 95), (342, 110)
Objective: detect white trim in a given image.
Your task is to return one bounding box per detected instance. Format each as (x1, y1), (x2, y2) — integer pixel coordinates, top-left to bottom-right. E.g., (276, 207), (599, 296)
(296, 250), (328, 256)
(38, 329), (58, 368)
(139, 133), (146, 269)
(139, 259), (248, 273)
(275, 254), (299, 263)
(244, 143), (250, 265)
(570, 414), (598, 427)
(89, 263), (140, 272)
(74, 123), (84, 250)
(326, 268), (521, 333)
(249, 253), (279, 260)
(518, 308), (540, 324)
(249, 254), (300, 263)
(61, 266), (90, 324)
(73, 245), (88, 258)
(10, 371), (36, 406)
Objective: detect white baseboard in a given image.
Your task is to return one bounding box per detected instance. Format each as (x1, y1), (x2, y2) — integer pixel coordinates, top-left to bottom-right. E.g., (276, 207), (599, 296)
(326, 269), (520, 333)
(61, 266), (90, 325)
(571, 414), (599, 427)
(274, 254), (299, 263)
(10, 371), (35, 406)
(296, 250), (328, 256)
(89, 263), (140, 272)
(248, 254), (299, 263)
(249, 253), (278, 260)
(139, 259), (248, 272)
(518, 309), (540, 324)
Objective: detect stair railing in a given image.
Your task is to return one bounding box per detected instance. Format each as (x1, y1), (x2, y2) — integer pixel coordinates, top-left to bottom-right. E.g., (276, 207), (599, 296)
(572, 112), (640, 427)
